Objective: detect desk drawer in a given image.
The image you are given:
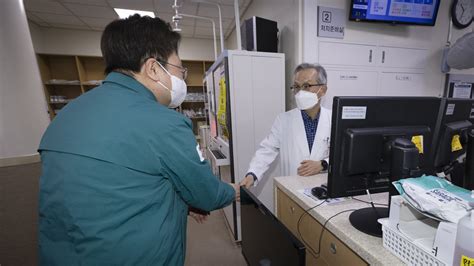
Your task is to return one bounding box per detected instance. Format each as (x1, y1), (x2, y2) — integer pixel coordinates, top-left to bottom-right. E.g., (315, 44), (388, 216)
(320, 230), (367, 266)
(277, 189), (367, 266)
(277, 189), (328, 266)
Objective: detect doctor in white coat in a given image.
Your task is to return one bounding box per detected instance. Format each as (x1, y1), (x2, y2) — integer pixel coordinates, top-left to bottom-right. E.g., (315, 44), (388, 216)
(241, 63), (332, 188)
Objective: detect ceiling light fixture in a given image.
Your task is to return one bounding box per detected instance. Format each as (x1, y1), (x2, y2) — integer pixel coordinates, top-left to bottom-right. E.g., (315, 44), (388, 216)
(114, 8), (155, 19)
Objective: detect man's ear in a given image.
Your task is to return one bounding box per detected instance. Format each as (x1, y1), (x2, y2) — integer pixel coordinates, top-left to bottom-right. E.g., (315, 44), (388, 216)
(143, 58), (160, 81)
(320, 85), (328, 97)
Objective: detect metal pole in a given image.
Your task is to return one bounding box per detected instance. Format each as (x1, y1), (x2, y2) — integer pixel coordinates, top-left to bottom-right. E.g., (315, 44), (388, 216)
(234, 0), (242, 50)
(190, 0), (225, 53)
(179, 13), (218, 60)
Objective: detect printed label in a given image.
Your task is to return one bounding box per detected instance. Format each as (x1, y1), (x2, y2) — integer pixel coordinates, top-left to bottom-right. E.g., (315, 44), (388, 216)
(460, 255), (474, 266)
(451, 134), (463, 152)
(446, 104), (455, 116)
(342, 106), (367, 120)
(411, 135), (424, 154)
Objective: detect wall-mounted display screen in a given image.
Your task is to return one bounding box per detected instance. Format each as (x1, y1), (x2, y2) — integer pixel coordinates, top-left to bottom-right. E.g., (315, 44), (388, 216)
(350, 0), (440, 26)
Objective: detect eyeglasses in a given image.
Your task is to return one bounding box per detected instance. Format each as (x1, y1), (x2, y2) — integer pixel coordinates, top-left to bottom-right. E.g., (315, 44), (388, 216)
(290, 83), (325, 93)
(157, 59), (188, 80)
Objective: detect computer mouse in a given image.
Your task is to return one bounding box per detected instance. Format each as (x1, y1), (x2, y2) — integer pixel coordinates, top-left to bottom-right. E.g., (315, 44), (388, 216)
(311, 186), (328, 199)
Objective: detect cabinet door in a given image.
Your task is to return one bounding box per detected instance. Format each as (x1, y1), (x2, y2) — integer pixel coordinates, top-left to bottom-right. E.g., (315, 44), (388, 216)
(277, 190), (328, 266)
(277, 189), (370, 266)
(378, 46), (429, 69)
(320, 231), (368, 266)
(377, 72), (429, 96)
(322, 69), (378, 110)
(318, 41), (377, 67)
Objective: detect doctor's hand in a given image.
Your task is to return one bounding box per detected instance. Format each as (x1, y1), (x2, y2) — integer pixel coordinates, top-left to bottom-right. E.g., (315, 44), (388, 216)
(240, 175), (254, 189)
(297, 160), (323, 176)
(230, 183), (241, 201)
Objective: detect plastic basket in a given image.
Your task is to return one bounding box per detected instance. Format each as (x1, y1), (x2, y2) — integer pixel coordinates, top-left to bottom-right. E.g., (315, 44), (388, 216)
(381, 224), (445, 266)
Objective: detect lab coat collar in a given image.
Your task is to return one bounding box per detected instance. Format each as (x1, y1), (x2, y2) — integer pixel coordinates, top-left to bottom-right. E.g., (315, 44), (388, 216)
(103, 72), (157, 102)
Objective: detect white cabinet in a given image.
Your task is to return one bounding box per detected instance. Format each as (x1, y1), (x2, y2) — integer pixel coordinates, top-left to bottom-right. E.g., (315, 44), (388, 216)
(317, 41), (430, 99)
(322, 69), (378, 109)
(319, 41), (377, 67)
(378, 72), (428, 96)
(377, 46), (429, 69)
(206, 50), (285, 241)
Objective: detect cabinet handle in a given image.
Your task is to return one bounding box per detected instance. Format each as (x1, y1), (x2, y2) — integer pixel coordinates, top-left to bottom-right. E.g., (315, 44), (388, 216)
(330, 243), (337, 254)
(382, 50), (386, 64)
(369, 49), (373, 63)
(290, 206), (295, 213)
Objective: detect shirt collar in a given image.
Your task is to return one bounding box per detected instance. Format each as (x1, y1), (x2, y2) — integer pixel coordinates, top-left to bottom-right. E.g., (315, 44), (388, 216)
(102, 72), (157, 102)
(301, 109), (320, 122)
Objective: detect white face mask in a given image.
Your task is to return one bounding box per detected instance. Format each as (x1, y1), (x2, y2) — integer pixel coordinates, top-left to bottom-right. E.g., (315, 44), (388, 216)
(156, 62), (187, 108)
(295, 89), (321, 110)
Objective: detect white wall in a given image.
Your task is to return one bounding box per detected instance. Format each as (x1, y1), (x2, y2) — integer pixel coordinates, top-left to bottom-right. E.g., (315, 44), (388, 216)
(28, 22), (217, 61)
(303, 0), (474, 101)
(0, 0), (49, 159)
(226, 0), (302, 109)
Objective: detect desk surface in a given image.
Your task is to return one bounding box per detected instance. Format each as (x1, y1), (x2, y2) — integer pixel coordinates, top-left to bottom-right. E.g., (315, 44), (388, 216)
(274, 174), (403, 266)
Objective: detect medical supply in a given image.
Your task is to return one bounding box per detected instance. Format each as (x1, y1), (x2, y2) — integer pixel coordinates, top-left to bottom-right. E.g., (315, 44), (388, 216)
(393, 175), (474, 223)
(453, 196), (474, 266)
(381, 196), (447, 265)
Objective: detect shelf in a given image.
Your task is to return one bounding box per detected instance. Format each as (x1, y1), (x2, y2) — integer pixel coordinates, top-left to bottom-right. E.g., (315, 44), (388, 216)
(37, 53), (212, 123)
(187, 84), (204, 87)
(48, 100), (71, 104)
(44, 82), (81, 86)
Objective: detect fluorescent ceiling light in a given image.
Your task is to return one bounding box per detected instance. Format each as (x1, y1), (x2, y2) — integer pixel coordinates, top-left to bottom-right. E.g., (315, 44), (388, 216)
(114, 8), (155, 19)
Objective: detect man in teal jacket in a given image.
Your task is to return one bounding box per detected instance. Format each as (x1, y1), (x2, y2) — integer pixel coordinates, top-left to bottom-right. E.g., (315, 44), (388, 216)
(38, 15), (238, 265)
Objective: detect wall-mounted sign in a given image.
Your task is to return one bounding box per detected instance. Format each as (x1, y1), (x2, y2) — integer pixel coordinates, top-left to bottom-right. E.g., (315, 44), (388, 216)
(318, 6), (346, 39)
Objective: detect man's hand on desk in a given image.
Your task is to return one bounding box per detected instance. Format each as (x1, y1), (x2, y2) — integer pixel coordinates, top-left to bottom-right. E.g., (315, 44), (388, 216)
(230, 183), (241, 201)
(297, 160), (323, 176)
(240, 175), (254, 189)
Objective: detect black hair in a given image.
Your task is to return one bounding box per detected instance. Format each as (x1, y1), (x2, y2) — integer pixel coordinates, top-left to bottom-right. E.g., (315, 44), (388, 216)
(101, 14), (181, 74)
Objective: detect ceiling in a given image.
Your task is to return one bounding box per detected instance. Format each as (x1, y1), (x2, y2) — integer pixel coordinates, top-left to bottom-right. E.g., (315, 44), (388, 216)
(24, 0), (252, 39)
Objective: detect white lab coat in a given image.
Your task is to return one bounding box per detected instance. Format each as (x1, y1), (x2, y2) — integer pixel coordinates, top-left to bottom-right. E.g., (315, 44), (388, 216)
(247, 107), (332, 181)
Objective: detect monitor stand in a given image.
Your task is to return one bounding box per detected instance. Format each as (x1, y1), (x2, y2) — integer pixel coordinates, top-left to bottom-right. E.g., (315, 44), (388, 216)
(350, 138), (419, 238)
(349, 207), (389, 237)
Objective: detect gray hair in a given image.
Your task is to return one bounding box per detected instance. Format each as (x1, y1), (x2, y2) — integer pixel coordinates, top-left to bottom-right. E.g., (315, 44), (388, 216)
(294, 63), (327, 84)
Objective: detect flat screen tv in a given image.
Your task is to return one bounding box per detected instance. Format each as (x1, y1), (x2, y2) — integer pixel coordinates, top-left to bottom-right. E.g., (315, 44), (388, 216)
(349, 0), (441, 26)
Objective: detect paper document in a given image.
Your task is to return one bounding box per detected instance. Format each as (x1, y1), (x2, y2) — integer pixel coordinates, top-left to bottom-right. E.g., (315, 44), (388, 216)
(453, 83), (472, 99)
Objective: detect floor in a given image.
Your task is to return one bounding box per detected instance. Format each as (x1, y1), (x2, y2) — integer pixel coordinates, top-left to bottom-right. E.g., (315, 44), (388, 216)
(185, 210), (247, 266)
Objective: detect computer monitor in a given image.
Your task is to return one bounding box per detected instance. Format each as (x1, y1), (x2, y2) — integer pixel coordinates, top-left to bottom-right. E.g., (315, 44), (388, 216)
(433, 98), (474, 189)
(240, 188), (305, 266)
(327, 97), (441, 236)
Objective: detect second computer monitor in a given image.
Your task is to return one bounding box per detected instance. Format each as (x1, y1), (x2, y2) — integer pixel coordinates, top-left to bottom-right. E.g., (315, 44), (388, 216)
(328, 97), (442, 198)
(433, 98), (474, 188)
(433, 98), (474, 170)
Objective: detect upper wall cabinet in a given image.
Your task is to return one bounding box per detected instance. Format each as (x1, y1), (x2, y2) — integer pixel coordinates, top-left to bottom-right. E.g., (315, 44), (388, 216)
(318, 41), (429, 71)
(318, 41), (377, 67)
(378, 46), (429, 69)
